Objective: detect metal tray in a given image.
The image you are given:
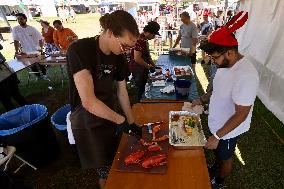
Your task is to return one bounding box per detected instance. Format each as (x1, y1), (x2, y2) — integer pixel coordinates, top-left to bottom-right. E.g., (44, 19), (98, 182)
(169, 111), (206, 149)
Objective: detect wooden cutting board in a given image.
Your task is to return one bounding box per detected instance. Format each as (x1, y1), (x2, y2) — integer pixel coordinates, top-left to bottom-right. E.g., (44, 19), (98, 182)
(115, 123), (169, 174)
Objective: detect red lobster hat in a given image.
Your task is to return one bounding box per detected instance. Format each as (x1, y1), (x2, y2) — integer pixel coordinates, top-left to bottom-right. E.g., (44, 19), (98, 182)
(208, 11), (248, 46)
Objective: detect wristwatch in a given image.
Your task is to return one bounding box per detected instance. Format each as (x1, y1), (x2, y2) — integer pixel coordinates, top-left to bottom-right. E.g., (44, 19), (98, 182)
(213, 132), (220, 140)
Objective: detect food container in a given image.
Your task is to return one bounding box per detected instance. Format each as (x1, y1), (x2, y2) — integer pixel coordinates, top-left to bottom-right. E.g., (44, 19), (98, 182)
(169, 111), (206, 149)
(173, 66), (194, 79)
(174, 79), (191, 100)
(155, 66), (163, 74)
(169, 48), (190, 56)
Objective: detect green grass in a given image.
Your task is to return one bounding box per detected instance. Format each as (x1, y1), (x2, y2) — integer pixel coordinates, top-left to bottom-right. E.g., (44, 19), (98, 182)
(1, 14), (284, 189)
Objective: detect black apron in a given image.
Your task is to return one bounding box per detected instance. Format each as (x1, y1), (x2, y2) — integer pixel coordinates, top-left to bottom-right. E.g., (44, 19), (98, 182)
(69, 37), (120, 170)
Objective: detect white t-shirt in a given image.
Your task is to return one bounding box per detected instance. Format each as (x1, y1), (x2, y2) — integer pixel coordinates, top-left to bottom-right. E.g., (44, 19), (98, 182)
(12, 25), (43, 53)
(208, 56), (259, 139)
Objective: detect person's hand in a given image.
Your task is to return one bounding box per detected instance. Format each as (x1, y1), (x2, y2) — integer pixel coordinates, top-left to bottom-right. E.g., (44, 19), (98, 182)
(39, 48), (44, 55)
(60, 50), (67, 55)
(129, 123), (142, 138)
(149, 65), (155, 73)
(116, 119), (142, 138)
(204, 135), (219, 149)
(67, 36), (73, 41)
(191, 98), (202, 107)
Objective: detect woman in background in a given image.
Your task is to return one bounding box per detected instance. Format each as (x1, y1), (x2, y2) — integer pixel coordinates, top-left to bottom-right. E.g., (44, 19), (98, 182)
(38, 19), (58, 53)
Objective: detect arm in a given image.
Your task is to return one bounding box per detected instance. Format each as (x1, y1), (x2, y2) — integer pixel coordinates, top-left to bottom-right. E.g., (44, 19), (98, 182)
(12, 28), (20, 54)
(39, 39), (44, 53)
(117, 80), (135, 124)
(191, 89), (212, 107)
(33, 28), (44, 53)
(73, 69), (125, 124)
(67, 29), (78, 41)
(134, 50), (152, 69)
(53, 31), (61, 50)
(205, 104), (251, 149)
(191, 24), (198, 53)
(173, 34), (181, 48)
(14, 40), (20, 54)
(216, 104), (251, 138)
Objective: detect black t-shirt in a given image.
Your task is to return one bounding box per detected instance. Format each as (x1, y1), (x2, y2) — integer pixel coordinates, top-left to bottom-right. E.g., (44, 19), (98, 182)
(66, 36), (126, 111)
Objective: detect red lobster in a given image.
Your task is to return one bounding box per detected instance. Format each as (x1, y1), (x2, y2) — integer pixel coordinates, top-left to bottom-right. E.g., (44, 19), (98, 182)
(148, 144), (162, 152)
(152, 135), (169, 142)
(142, 154), (167, 168)
(152, 125), (161, 140)
(140, 139), (156, 146)
(124, 150), (145, 166)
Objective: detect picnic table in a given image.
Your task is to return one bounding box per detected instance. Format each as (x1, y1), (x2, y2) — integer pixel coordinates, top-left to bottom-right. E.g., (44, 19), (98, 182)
(4, 54), (67, 87)
(105, 103), (211, 189)
(140, 54), (199, 103)
(5, 56), (45, 73)
(37, 54), (66, 66)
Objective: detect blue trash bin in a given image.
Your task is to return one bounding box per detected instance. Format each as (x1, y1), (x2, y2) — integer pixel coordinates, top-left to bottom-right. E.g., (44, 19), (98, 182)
(51, 104), (71, 131)
(0, 104), (59, 167)
(174, 79), (192, 100)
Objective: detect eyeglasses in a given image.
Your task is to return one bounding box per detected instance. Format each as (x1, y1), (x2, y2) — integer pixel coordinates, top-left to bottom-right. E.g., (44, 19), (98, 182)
(115, 37), (135, 52)
(209, 51), (227, 61)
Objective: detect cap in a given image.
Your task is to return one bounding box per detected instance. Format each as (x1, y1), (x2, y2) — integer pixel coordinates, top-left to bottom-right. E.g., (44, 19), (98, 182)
(144, 21), (160, 36)
(202, 11), (248, 47)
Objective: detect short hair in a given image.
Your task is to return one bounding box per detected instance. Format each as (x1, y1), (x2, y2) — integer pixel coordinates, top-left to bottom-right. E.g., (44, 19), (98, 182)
(53, 20), (62, 25)
(200, 39), (238, 55)
(41, 21), (50, 26)
(99, 10), (139, 37)
(15, 13), (27, 19)
(180, 12), (190, 18)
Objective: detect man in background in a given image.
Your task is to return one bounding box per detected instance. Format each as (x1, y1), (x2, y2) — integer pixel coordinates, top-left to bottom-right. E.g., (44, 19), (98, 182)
(131, 21), (160, 101)
(12, 13), (47, 79)
(173, 12), (198, 64)
(53, 20), (78, 53)
(198, 12), (213, 64)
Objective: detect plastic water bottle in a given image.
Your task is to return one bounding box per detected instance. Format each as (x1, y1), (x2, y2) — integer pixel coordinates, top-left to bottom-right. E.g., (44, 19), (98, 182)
(145, 83), (150, 98)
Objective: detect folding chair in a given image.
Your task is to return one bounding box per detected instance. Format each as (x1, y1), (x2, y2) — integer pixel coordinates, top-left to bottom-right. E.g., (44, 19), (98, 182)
(0, 146), (37, 173)
(0, 146), (16, 171)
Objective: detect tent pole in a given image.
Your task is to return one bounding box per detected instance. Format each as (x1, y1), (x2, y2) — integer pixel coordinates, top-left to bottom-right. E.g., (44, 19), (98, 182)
(0, 6), (11, 27)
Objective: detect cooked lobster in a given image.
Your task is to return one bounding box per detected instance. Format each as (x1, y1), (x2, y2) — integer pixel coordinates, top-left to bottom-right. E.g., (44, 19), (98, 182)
(148, 144), (162, 152)
(142, 154), (167, 168)
(152, 125), (161, 140)
(140, 139), (156, 146)
(124, 150), (145, 166)
(152, 135), (169, 142)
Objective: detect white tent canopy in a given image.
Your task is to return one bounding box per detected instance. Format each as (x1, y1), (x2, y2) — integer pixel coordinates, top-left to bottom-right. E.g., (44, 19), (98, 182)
(0, 0), (19, 6)
(237, 0), (284, 123)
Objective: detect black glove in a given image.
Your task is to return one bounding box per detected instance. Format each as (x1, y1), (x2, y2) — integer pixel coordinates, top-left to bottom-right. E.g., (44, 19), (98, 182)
(129, 123), (142, 138)
(116, 120), (142, 138)
(149, 67), (155, 73)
